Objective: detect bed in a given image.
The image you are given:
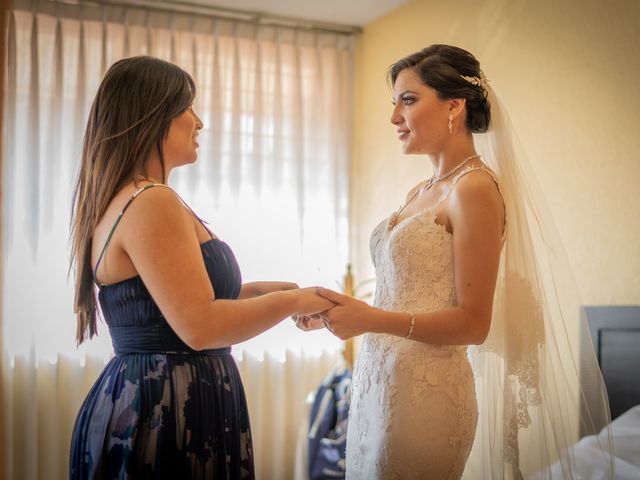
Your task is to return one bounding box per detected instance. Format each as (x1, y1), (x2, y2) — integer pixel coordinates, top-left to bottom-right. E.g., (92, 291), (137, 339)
(535, 306), (640, 479)
(586, 306), (640, 421)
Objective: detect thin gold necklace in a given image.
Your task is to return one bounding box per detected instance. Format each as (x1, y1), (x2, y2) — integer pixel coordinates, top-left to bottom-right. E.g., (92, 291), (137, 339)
(387, 153), (480, 230)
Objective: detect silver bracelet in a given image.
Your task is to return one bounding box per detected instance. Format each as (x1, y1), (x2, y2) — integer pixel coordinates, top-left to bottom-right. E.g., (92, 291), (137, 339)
(405, 312), (415, 339)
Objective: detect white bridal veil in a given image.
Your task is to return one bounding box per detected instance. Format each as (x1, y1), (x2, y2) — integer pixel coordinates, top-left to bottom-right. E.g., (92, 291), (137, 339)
(464, 84), (614, 479)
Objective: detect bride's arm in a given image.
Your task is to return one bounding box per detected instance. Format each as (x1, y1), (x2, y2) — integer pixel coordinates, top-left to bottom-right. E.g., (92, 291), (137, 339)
(318, 172), (504, 346)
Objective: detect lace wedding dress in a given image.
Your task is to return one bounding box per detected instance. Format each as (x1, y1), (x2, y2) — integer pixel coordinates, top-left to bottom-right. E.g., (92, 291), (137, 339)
(345, 167), (494, 480)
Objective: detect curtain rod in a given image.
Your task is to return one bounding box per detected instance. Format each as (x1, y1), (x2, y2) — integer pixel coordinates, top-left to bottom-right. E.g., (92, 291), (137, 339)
(45, 0), (363, 35)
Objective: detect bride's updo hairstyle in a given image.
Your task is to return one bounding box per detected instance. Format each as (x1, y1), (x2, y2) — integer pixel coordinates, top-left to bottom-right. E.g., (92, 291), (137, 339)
(388, 44), (491, 133)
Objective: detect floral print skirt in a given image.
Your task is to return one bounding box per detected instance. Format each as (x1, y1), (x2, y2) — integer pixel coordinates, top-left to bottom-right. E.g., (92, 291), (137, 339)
(70, 350), (254, 479)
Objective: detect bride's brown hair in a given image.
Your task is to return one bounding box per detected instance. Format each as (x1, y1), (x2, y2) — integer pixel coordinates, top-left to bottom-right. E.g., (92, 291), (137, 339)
(388, 44), (491, 133)
(70, 56), (195, 344)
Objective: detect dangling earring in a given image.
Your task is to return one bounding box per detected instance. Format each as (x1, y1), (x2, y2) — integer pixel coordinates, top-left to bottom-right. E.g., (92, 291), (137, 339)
(448, 113), (453, 134)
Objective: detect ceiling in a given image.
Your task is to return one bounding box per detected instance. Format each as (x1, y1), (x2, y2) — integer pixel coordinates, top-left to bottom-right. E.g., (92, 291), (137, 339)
(168, 0), (409, 28)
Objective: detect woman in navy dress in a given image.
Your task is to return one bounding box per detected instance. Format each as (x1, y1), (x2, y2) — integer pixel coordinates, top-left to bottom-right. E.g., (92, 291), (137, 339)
(69, 56), (333, 479)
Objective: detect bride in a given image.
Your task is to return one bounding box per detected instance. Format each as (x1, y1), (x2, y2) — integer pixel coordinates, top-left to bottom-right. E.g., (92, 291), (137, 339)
(306, 45), (613, 479)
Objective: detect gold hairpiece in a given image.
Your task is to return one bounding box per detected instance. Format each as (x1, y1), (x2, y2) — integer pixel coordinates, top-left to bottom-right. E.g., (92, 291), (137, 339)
(460, 71), (490, 93)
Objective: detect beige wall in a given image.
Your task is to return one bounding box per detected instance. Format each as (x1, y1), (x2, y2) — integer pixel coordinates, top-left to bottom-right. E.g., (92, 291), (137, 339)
(350, 0), (640, 305)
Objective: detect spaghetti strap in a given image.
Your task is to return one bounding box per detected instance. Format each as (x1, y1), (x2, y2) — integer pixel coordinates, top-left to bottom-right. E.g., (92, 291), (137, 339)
(435, 166), (503, 207)
(93, 183), (216, 285)
(93, 184), (169, 285)
(437, 166), (506, 237)
(173, 194), (216, 240)
(93, 183), (217, 286)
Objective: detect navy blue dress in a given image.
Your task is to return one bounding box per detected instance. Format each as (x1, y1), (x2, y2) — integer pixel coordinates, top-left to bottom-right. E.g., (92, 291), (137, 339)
(70, 188), (255, 479)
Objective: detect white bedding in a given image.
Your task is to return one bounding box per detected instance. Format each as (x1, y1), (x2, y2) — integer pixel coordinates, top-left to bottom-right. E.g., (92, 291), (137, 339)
(531, 405), (640, 479)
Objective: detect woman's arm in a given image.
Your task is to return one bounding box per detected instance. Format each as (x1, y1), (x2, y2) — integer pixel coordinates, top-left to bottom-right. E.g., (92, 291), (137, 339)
(319, 171), (504, 345)
(238, 281), (299, 299)
(115, 187), (333, 350)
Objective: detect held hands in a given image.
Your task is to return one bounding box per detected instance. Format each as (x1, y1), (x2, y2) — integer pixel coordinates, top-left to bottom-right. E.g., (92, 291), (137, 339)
(292, 314), (326, 332)
(293, 287), (375, 340)
(292, 287), (335, 319)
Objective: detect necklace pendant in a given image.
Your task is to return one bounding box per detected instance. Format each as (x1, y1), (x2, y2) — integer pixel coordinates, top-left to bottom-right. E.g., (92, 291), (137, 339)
(386, 154), (480, 232)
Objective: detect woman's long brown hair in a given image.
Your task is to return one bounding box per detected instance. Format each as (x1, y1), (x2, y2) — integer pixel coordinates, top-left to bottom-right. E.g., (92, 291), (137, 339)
(70, 56), (195, 344)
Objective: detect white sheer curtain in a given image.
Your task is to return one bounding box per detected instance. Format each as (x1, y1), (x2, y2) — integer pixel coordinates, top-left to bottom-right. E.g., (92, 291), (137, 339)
(2, 0), (353, 477)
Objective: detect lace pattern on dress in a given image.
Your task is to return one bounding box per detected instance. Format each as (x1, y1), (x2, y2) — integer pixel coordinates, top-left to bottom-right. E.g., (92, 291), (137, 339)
(346, 169), (487, 478)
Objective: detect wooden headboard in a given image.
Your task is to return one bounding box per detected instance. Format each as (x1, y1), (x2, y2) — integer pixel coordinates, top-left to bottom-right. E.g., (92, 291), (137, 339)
(585, 305), (640, 421)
